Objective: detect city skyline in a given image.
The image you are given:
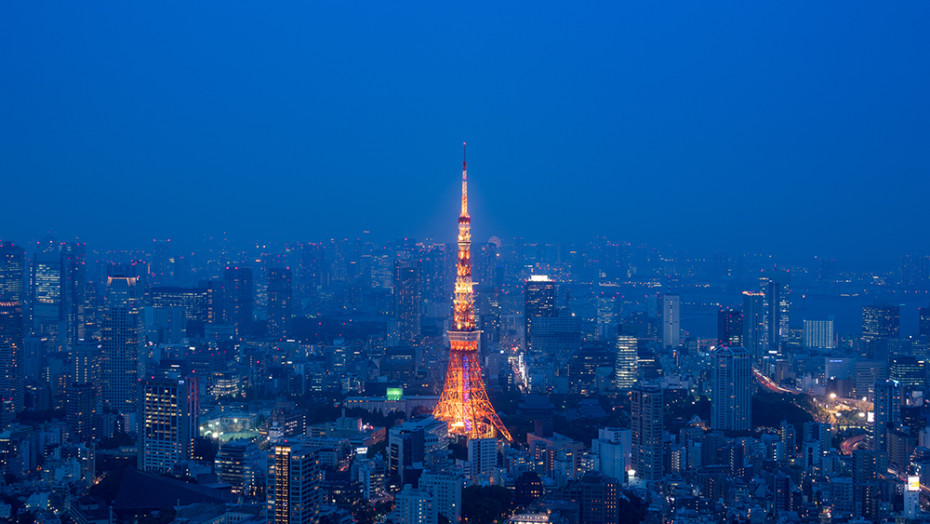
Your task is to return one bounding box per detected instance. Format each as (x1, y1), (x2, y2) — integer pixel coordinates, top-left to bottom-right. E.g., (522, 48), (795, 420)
(4, 4), (930, 524)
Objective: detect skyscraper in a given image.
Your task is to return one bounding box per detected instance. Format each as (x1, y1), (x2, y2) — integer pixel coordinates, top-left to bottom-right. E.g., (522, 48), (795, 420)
(268, 441), (322, 524)
(717, 308), (743, 347)
(267, 267), (293, 338)
(919, 304), (930, 339)
(711, 346), (752, 431)
(761, 271), (790, 352)
(803, 320), (835, 349)
(100, 275), (141, 414)
(0, 301), (24, 415)
(393, 258), (422, 346)
(433, 148), (511, 441)
(614, 330), (638, 389)
(872, 380), (901, 471)
(741, 291), (764, 362)
(861, 305), (900, 341)
(0, 242), (25, 303)
(60, 242), (87, 345)
(524, 275), (556, 353)
(30, 239), (62, 340)
(630, 385), (663, 482)
(661, 295), (681, 349)
(138, 374), (199, 473)
(224, 267), (254, 337)
(0, 242), (25, 417)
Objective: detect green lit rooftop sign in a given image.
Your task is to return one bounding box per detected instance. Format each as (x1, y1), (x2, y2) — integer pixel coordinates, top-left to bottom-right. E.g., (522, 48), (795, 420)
(386, 387), (403, 401)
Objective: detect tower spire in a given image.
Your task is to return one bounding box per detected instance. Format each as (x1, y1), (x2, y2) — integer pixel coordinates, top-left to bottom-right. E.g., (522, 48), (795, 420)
(461, 142), (468, 217)
(434, 146), (512, 442)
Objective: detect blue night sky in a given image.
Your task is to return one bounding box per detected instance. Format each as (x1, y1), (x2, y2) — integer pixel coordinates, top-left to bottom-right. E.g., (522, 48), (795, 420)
(2, 3), (928, 261)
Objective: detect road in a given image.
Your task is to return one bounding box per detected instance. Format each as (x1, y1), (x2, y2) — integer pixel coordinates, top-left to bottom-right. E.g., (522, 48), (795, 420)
(840, 433), (868, 455)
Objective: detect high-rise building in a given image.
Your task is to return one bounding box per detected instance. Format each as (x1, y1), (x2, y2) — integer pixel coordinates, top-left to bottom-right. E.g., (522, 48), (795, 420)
(224, 267), (254, 337)
(862, 305), (900, 341)
(804, 320), (835, 349)
(393, 259), (422, 346)
(873, 380), (901, 471)
(0, 301), (25, 415)
(711, 346), (752, 431)
(433, 150), (511, 441)
(524, 275), (556, 353)
(418, 472), (463, 524)
(0, 242), (25, 303)
(761, 272), (790, 352)
(717, 308), (743, 347)
(268, 441), (322, 524)
(576, 472), (620, 524)
(742, 291), (765, 362)
(66, 382), (96, 444)
(614, 331), (638, 389)
(137, 375), (199, 473)
(151, 285), (209, 338)
(100, 275), (141, 414)
(467, 437), (497, 481)
(60, 242), (87, 345)
(267, 268), (293, 338)
(919, 304), (930, 339)
(630, 385), (663, 482)
(661, 295), (681, 349)
(30, 239), (63, 340)
(391, 484), (435, 524)
(216, 440), (250, 494)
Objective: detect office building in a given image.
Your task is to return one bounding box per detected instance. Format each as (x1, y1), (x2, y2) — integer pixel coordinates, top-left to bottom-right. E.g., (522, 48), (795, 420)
(873, 380), (901, 470)
(268, 441), (322, 524)
(467, 437), (497, 481)
(138, 375), (199, 473)
(742, 291), (765, 362)
(0, 301), (24, 415)
(267, 267), (293, 338)
(216, 440), (250, 494)
(151, 286), (209, 337)
(862, 305), (900, 341)
(804, 320), (835, 349)
(66, 382), (96, 444)
(761, 272), (790, 352)
(711, 346), (752, 431)
(576, 472), (620, 524)
(391, 484), (435, 524)
(30, 240), (63, 340)
(717, 308), (742, 347)
(60, 242), (87, 345)
(661, 295), (680, 348)
(630, 385), (663, 482)
(224, 267), (254, 336)
(0, 242), (25, 303)
(100, 275), (142, 414)
(614, 331), (638, 389)
(418, 472), (463, 524)
(524, 275), (557, 353)
(393, 259), (422, 346)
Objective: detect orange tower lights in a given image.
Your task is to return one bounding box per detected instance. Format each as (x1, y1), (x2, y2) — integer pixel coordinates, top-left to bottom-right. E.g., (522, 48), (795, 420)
(433, 145), (512, 441)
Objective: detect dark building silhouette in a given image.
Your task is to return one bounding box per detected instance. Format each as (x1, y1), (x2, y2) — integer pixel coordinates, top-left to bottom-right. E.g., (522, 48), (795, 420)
(717, 307), (743, 347)
(631, 385), (663, 482)
(524, 275), (556, 353)
(224, 267), (254, 337)
(267, 267), (293, 338)
(392, 258), (422, 346)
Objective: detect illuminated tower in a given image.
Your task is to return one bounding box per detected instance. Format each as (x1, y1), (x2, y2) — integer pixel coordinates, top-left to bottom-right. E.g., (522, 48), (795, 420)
(433, 146), (512, 441)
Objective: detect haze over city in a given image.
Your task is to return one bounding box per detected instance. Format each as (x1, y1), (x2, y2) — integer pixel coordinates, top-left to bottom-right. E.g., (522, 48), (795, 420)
(2, 4), (930, 524)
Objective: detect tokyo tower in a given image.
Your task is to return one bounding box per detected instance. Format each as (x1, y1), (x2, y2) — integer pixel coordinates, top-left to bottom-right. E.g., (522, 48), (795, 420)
(433, 145), (512, 441)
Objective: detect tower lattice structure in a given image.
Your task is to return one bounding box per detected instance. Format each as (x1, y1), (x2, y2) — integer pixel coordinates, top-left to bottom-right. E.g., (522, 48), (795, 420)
(433, 146), (512, 441)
